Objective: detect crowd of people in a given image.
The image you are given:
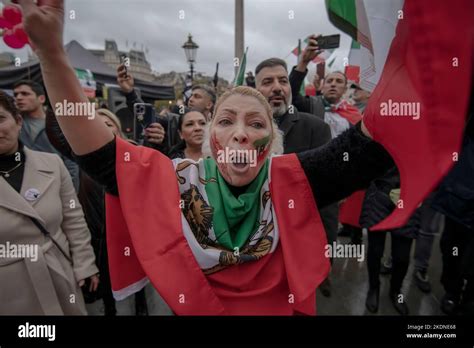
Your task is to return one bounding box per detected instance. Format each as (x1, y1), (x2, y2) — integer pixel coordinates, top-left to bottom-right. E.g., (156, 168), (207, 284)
(0, 0), (473, 317)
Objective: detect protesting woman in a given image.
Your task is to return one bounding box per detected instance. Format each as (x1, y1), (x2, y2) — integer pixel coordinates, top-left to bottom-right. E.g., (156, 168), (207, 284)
(0, 91), (98, 315)
(17, 0), (469, 315)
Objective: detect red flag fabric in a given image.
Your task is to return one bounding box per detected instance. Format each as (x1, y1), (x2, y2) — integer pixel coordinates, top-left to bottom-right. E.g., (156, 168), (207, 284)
(106, 138), (330, 315)
(345, 65), (360, 84)
(334, 101), (363, 125)
(338, 190), (366, 227)
(305, 84), (316, 96)
(363, 0), (474, 230)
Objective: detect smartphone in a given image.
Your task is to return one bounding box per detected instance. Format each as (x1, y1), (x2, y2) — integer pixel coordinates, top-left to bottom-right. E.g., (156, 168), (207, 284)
(133, 103), (156, 141)
(317, 34), (340, 49)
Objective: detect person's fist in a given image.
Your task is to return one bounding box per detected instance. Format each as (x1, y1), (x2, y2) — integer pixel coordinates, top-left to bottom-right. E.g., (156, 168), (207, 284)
(15, 0), (65, 55)
(117, 64), (134, 94)
(301, 34), (323, 65)
(145, 123), (165, 145)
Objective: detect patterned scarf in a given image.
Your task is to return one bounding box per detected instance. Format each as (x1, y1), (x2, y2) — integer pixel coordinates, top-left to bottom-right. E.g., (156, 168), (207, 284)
(174, 157), (279, 275)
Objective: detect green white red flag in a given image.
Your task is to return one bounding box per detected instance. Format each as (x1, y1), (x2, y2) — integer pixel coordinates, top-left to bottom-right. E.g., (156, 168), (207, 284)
(326, 0), (404, 92)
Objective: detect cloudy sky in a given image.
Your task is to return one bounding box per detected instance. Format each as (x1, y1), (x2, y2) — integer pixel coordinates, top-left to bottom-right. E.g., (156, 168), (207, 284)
(1, 0), (350, 81)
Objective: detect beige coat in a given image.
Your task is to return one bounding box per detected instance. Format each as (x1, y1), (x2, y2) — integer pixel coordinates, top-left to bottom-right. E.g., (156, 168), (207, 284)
(0, 147), (98, 315)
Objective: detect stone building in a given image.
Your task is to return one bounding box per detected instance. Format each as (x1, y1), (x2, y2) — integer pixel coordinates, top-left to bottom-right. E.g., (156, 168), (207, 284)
(90, 40), (155, 82)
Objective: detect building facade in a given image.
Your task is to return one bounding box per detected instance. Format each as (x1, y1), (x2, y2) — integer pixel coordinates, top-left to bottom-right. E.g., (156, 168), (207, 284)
(90, 40), (155, 82)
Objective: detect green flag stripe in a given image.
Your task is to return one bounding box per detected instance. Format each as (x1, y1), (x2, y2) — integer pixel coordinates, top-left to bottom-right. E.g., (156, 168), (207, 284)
(351, 39), (361, 49)
(234, 47), (248, 86)
(326, 0), (358, 40)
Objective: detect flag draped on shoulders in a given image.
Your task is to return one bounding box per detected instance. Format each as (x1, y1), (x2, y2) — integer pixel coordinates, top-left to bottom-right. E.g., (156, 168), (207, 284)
(105, 137), (330, 315)
(332, 100), (363, 125)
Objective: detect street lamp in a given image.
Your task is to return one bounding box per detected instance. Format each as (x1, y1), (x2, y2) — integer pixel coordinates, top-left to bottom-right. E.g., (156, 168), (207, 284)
(182, 33), (199, 82)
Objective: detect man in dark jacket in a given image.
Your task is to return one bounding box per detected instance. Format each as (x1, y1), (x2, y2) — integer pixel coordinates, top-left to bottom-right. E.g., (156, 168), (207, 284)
(255, 57), (335, 296)
(432, 94), (474, 315)
(289, 37), (364, 244)
(116, 64), (168, 151)
(288, 35), (363, 139)
(255, 58), (331, 153)
(359, 167), (420, 316)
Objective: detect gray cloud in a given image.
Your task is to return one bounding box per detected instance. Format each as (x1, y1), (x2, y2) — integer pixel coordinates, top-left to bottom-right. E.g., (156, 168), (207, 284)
(1, 0), (349, 81)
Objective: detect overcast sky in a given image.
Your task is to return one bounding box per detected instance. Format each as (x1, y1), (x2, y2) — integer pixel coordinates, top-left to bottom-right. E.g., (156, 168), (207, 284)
(1, 0), (350, 81)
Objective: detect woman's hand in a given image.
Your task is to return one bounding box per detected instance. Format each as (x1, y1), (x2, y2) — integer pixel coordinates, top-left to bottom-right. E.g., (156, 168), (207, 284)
(145, 123), (166, 145)
(78, 274), (100, 292)
(16, 0), (64, 56)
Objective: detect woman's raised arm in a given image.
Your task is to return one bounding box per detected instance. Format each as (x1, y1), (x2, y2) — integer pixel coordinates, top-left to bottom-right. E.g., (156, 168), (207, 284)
(17, 0), (114, 155)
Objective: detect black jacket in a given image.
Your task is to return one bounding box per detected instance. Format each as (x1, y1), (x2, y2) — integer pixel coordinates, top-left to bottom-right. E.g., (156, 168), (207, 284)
(289, 66), (326, 119)
(276, 107), (337, 242)
(359, 167), (421, 238)
(278, 108), (331, 154)
(432, 96), (474, 229)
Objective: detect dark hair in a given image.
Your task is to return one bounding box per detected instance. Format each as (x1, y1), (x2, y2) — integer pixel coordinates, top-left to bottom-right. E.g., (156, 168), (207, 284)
(178, 108), (206, 131)
(13, 80), (46, 97)
(325, 71), (348, 85)
(191, 84), (217, 105)
(255, 58), (288, 76)
(0, 90), (20, 122)
(169, 109), (206, 158)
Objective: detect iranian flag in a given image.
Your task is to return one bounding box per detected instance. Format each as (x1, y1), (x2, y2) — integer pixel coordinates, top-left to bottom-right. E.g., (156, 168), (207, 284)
(326, 0), (403, 92)
(357, 0), (473, 230)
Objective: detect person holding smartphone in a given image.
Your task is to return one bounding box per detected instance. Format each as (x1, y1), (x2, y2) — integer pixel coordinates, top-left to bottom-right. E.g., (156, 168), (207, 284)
(116, 64), (166, 147)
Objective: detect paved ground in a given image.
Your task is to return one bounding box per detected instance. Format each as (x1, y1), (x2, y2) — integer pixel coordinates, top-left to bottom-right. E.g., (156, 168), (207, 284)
(87, 231), (446, 316)
(316, 230), (445, 315)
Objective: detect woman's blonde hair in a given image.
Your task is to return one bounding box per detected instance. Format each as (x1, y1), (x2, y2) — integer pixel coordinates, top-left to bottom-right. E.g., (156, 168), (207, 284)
(96, 108), (125, 138)
(202, 86), (283, 158)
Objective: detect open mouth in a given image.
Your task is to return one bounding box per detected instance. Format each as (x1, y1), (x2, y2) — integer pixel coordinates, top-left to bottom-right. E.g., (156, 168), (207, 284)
(232, 152), (249, 164)
(229, 152), (250, 171)
(270, 96), (284, 103)
(232, 162), (248, 168)
(230, 161), (250, 173)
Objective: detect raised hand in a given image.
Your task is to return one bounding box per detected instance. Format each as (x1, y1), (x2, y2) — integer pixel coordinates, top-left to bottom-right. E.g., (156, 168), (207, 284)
(117, 64), (135, 94)
(15, 0), (64, 55)
(14, 0), (114, 155)
(297, 34), (323, 71)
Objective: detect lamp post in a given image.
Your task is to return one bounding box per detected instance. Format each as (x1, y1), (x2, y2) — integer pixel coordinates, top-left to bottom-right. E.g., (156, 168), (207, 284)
(182, 33), (199, 82)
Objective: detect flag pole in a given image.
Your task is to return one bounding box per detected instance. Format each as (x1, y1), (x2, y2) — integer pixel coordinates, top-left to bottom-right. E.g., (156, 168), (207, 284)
(235, 0), (244, 77)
